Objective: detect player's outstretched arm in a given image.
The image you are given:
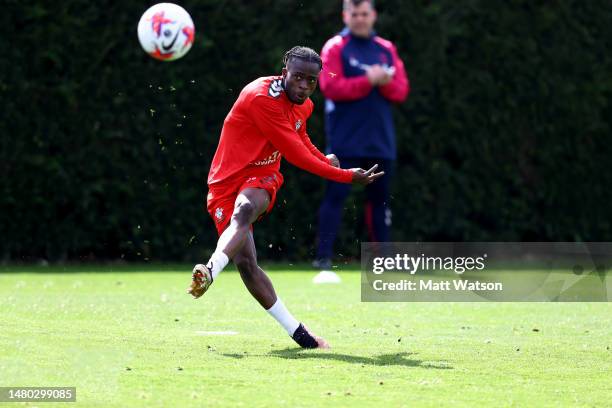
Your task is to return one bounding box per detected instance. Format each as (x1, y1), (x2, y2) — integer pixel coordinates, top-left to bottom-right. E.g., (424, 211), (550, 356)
(250, 97), (353, 183)
(326, 154), (340, 168)
(350, 164), (385, 185)
(299, 131), (333, 164)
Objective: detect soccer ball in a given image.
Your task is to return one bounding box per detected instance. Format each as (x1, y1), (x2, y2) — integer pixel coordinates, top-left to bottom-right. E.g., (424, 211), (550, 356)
(137, 3), (195, 61)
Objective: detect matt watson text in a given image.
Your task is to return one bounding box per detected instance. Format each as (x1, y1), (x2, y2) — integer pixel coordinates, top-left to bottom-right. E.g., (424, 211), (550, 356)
(372, 279), (503, 291)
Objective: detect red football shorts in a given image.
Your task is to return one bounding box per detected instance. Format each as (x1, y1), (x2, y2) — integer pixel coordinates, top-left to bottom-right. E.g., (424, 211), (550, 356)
(206, 169), (284, 235)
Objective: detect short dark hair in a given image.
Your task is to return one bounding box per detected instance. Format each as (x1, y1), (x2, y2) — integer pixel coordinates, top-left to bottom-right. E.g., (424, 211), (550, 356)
(283, 46), (323, 71)
(343, 0), (374, 10)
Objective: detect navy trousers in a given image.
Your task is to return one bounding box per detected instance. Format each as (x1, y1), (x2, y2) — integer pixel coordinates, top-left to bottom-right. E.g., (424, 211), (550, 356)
(316, 158), (393, 260)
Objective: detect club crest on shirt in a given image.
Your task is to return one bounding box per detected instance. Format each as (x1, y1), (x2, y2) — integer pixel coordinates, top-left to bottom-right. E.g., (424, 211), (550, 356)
(295, 119), (302, 131)
(214, 207), (224, 222)
(268, 79), (283, 98)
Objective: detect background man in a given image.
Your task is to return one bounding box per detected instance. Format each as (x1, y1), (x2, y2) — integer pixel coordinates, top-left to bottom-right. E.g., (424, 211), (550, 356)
(314, 0), (409, 271)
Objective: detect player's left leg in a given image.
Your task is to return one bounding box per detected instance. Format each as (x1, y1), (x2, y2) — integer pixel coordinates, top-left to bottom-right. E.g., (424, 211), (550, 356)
(233, 230), (329, 349)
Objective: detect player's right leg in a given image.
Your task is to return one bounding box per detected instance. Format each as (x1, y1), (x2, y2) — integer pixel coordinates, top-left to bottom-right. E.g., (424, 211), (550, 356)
(216, 187), (270, 259)
(188, 188), (270, 298)
(233, 229), (329, 349)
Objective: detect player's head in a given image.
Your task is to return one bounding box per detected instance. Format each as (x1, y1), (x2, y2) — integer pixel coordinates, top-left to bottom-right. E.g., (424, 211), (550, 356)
(281, 46), (322, 105)
(343, 0), (377, 38)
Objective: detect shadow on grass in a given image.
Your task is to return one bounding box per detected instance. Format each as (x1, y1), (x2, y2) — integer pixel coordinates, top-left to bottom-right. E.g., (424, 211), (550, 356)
(222, 349), (452, 370)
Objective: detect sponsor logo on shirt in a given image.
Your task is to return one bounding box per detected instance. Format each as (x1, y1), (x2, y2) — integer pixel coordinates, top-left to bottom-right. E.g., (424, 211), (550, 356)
(268, 79), (283, 98)
(251, 150), (280, 166)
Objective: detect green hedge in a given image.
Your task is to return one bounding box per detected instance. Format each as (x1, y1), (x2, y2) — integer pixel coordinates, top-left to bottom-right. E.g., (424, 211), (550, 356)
(1, 0), (611, 262)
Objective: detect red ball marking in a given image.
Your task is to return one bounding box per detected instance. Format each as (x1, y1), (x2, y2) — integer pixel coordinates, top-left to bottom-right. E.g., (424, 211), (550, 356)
(150, 46), (175, 61)
(182, 26), (195, 48)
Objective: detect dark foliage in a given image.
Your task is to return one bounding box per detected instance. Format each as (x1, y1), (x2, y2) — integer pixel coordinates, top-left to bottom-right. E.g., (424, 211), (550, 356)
(1, 1), (611, 262)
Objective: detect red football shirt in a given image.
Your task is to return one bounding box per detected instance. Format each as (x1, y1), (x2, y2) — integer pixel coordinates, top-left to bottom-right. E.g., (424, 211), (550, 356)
(207, 76), (353, 185)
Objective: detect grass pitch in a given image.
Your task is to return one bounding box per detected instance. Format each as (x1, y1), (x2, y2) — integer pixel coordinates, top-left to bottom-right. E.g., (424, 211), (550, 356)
(1, 265), (610, 407)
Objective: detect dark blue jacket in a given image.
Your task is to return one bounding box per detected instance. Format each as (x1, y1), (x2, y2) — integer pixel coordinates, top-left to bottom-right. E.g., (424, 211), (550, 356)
(319, 28), (409, 159)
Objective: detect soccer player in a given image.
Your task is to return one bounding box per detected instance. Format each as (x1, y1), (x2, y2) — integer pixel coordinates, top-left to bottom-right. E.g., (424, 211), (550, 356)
(187, 46), (384, 349)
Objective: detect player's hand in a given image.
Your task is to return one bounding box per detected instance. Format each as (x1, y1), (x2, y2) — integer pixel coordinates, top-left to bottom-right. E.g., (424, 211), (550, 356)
(326, 154), (340, 168)
(350, 164), (385, 185)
